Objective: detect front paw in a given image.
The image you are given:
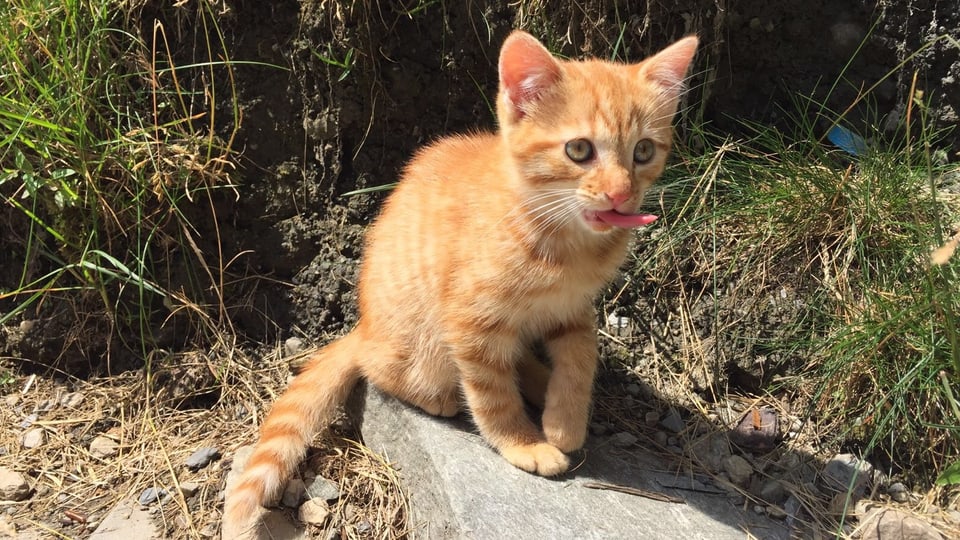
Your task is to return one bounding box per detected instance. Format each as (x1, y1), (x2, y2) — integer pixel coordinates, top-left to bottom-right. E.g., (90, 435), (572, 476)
(500, 442), (569, 476)
(543, 415), (587, 453)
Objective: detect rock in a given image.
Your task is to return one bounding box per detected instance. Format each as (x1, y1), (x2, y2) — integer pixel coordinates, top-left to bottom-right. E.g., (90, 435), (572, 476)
(783, 495), (802, 528)
(19, 413), (37, 429)
(644, 411), (660, 427)
(653, 431), (668, 446)
(766, 505), (787, 519)
(59, 392), (85, 408)
(282, 478), (306, 508)
(0, 467), (30, 501)
(305, 476), (340, 502)
(90, 436), (119, 459)
(722, 455), (754, 487)
(588, 422), (608, 436)
(625, 383), (641, 396)
(660, 407), (686, 433)
(4, 394), (19, 407)
(21, 428), (44, 449)
(0, 515), (18, 537)
(688, 432), (731, 473)
(822, 453), (872, 496)
(887, 482), (910, 503)
(359, 385), (790, 539)
(284, 336), (305, 356)
(137, 487), (167, 506)
(860, 508), (945, 540)
(729, 408), (778, 451)
(178, 482), (199, 498)
(609, 432), (638, 448)
(298, 499), (330, 525)
(757, 478), (787, 505)
(184, 447), (220, 470)
(88, 498), (159, 540)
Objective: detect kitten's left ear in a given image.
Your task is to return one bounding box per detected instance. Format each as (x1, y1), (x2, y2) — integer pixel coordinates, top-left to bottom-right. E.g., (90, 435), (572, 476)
(498, 31), (562, 122)
(639, 36), (699, 98)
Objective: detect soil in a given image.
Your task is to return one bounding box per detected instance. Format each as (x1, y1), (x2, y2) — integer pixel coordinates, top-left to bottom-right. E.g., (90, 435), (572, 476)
(2, 1), (959, 538)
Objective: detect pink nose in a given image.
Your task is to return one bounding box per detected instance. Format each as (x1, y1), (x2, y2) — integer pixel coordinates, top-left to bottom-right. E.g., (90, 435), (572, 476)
(606, 192), (631, 207)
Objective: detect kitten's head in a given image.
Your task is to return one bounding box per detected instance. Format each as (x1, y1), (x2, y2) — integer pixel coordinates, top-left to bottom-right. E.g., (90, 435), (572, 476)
(497, 31), (698, 235)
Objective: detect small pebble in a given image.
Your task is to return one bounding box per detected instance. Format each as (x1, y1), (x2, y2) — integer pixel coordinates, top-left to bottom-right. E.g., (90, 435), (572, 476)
(625, 383), (641, 396)
(138, 487), (167, 506)
(758, 478), (787, 504)
(19, 413), (38, 429)
(282, 478), (306, 508)
(21, 428), (45, 449)
(589, 422), (608, 436)
(179, 482), (200, 498)
(887, 482), (909, 503)
(644, 411), (660, 427)
(185, 447), (221, 470)
(666, 445), (684, 455)
(59, 392), (85, 408)
(89, 436), (119, 459)
(284, 336), (305, 356)
(659, 407), (686, 433)
(5, 394), (20, 407)
(609, 432), (638, 448)
(0, 467), (31, 501)
(822, 453), (873, 496)
(305, 476), (340, 501)
(722, 455), (754, 487)
(298, 499), (330, 525)
(35, 398), (58, 413)
(653, 431), (668, 446)
(766, 505), (787, 519)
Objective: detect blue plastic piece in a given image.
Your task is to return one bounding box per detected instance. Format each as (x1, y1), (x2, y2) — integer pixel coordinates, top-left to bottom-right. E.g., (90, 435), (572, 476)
(827, 125), (869, 156)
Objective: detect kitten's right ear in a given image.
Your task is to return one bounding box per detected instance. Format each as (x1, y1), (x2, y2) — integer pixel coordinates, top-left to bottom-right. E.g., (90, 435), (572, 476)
(498, 31), (561, 122)
(639, 35), (699, 99)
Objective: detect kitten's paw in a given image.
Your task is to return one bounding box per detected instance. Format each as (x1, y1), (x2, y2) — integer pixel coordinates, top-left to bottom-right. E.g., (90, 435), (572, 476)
(410, 393), (460, 417)
(543, 422), (587, 453)
(501, 442), (569, 476)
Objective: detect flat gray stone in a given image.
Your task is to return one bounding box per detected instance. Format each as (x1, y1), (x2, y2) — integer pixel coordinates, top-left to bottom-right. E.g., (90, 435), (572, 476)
(89, 498), (159, 540)
(357, 385), (790, 540)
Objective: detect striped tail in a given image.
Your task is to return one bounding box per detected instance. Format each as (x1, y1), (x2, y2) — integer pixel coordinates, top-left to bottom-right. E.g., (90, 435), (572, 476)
(222, 331), (362, 538)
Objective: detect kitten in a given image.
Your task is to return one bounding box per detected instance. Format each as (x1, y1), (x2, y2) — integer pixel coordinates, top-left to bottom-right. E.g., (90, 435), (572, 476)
(223, 30), (697, 536)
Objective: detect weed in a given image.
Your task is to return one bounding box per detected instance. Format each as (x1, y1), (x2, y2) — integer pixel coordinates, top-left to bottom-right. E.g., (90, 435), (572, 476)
(0, 0), (242, 369)
(642, 71), (960, 496)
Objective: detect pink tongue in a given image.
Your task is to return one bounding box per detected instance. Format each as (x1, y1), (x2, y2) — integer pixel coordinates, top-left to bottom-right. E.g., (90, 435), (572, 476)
(595, 210), (658, 228)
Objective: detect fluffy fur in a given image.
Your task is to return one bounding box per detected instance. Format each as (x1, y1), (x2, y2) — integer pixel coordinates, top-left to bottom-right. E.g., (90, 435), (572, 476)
(223, 30), (697, 537)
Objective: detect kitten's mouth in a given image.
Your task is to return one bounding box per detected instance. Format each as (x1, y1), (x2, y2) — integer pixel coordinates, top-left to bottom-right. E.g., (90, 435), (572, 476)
(582, 210), (658, 229)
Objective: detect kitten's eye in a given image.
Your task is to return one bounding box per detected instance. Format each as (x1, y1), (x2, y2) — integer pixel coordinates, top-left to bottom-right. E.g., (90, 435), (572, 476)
(565, 138), (594, 162)
(633, 139), (655, 164)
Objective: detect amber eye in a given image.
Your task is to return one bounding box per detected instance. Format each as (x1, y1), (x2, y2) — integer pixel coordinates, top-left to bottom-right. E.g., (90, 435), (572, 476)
(564, 138), (594, 162)
(633, 139), (655, 164)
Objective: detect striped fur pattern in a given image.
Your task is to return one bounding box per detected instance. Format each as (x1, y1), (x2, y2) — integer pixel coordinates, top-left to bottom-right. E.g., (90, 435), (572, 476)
(223, 31), (697, 537)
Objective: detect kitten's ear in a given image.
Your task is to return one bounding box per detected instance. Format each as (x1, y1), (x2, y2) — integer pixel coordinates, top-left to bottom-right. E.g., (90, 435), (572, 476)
(498, 31), (561, 122)
(639, 36), (699, 99)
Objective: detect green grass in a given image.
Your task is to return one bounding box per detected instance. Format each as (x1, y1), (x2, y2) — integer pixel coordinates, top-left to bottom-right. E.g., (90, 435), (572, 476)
(643, 82), (960, 492)
(0, 0), (242, 364)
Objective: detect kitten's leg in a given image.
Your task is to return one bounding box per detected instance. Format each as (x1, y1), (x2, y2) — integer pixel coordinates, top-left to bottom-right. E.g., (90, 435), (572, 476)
(452, 331), (569, 476)
(517, 347), (550, 409)
(541, 317), (598, 453)
(362, 342), (460, 417)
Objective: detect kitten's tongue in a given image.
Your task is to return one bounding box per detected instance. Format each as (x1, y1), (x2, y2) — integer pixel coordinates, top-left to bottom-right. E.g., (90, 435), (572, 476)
(595, 210), (658, 228)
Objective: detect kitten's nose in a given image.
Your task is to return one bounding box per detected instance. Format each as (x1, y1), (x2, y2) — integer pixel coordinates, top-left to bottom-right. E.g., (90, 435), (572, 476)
(606, 191), (631, 208)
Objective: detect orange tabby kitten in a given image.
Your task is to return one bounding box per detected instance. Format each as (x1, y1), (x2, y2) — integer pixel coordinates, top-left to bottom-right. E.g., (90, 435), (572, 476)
(223, 30), (697, 536)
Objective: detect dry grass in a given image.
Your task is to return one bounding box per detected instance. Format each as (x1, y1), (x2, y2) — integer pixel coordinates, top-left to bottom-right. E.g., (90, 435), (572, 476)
(0, 340), (409, 539)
